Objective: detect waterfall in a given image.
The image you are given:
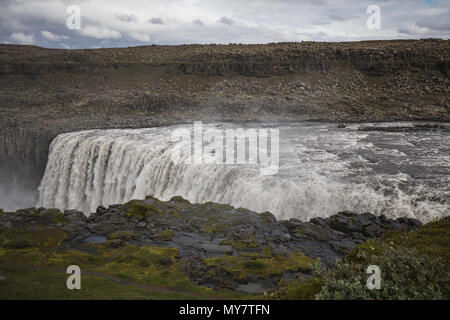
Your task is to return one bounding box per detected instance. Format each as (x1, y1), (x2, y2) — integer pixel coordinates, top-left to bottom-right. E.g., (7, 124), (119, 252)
(38, 124), (449, 222)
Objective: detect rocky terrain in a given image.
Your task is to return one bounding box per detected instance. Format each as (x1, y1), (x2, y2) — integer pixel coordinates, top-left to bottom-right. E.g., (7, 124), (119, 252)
(0, 196), (422, 296)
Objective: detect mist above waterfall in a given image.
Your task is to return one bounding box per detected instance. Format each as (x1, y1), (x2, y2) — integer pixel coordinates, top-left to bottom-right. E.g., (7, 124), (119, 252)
(37, 122), (449, 222)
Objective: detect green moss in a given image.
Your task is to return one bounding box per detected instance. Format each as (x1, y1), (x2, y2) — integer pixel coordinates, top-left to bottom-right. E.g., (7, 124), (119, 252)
(203, 251), (315, 282)
(125, 202), (151, 220)
(0, 226), (254, 300)
(0, 226), (67, 257)
(52, 214), (67, 224)
(201, 221), (235, 234)
(260, 211), (276, 223)
(244, 259), (267, 270)
(1, 239), (33, 249)
(107, 231), (136, 241)
(220, 238), (259, 250)
(0, 265), (203, 300)
(156, 230), (174, 241)
(273, 277), (323, 300)
(170, 196), (190, 204)
(262, 245), (272, 258)
(201, 202), (233, 211)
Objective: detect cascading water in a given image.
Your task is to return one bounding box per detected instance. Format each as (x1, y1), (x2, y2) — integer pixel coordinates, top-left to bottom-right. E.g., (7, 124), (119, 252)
(38, 122), (449, 222)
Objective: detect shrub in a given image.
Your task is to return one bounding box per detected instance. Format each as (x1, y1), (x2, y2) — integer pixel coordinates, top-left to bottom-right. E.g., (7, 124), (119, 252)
(274, 276), (323, 300)
(315, 243), (449, 300)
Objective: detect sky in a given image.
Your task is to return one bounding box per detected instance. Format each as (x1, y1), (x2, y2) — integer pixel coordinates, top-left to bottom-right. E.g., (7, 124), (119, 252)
(1, 0), (449, 49)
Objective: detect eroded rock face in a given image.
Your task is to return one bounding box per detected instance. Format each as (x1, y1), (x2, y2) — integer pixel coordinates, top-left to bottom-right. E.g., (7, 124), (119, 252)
(0, 40), (449, 138)
(0, 129), (52, 211)
(0, 196), (421, 292)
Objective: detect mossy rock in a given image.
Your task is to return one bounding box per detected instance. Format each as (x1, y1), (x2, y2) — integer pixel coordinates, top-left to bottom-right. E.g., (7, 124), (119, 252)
(1, 239), (34, 249)
(124, 202), (152, 220)
(220, 238), (259, 250)
(203, 251), (315, 283)
(201, 221), (235, 234)
(260, 211), (277, 223)
(0, 227), (67, 255)
(156, 229), (175, 241)
(107, 230), (136, 241)
(170, 196), (190, 205)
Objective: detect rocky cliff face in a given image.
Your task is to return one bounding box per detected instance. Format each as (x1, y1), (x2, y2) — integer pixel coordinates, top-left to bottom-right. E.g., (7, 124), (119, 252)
(0, 129), (52, 210)
(0, 39), (448, 135)
(1, 40), (448, 77)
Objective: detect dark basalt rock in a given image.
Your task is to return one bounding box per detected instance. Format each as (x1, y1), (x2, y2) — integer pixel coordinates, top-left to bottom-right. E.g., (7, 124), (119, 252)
(0, 198), (422, 291)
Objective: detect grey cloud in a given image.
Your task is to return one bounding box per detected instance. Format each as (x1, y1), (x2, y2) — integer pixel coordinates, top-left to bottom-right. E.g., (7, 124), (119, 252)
(117, 13), (138, 23)
(0, 0), (448, 48)
(328, 13), (346, 22)
(149, 17), (164, 25)
(193, 19), (204, 26)
(416, 16), (450, 31)
(219, 16), (234, 25)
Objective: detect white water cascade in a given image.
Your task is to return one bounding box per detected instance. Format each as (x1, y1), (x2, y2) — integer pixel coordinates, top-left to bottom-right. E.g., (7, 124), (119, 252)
(38, 123), (449, 222)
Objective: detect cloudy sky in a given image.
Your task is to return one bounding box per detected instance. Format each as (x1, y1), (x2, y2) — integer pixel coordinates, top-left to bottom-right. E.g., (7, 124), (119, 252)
(1, 0), (449, 48)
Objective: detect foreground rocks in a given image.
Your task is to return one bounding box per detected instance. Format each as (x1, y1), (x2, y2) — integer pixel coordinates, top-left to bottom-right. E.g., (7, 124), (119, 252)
(0, 196), (421, 293)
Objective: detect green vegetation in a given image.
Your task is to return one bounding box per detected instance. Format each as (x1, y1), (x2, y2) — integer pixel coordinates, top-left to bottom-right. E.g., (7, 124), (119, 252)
(220, 237), (259, 250)
(0, 225), (256, 300)
(382, 218), (450, 264)
(0, 207), (447, 300)
(204, 251), (315, 286)
(170, 196), (190, 205)
(107, 231), (136, 241)
(124, 201), (163, 220)
(272, 277), (323, 300)
(316, 243), (448, 300)
(273, 218), (450, 300)
(125, 202), (151, 220)
(0, 265), (201, 300)
(156, 230), (174, 241)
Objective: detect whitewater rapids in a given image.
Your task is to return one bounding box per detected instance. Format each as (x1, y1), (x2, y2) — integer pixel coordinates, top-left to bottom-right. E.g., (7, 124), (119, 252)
(38, 122), (449, 222)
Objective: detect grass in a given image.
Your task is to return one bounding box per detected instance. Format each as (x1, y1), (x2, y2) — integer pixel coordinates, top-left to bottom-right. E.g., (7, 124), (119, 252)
(0, 265), (200, 300)
(204, 251), (315, 282)
(0, 225), (256, 300)
(381, 218), (450, 264)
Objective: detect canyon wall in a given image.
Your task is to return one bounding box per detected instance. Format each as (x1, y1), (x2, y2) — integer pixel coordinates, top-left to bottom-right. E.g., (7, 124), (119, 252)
(0, 40), (448, 210)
